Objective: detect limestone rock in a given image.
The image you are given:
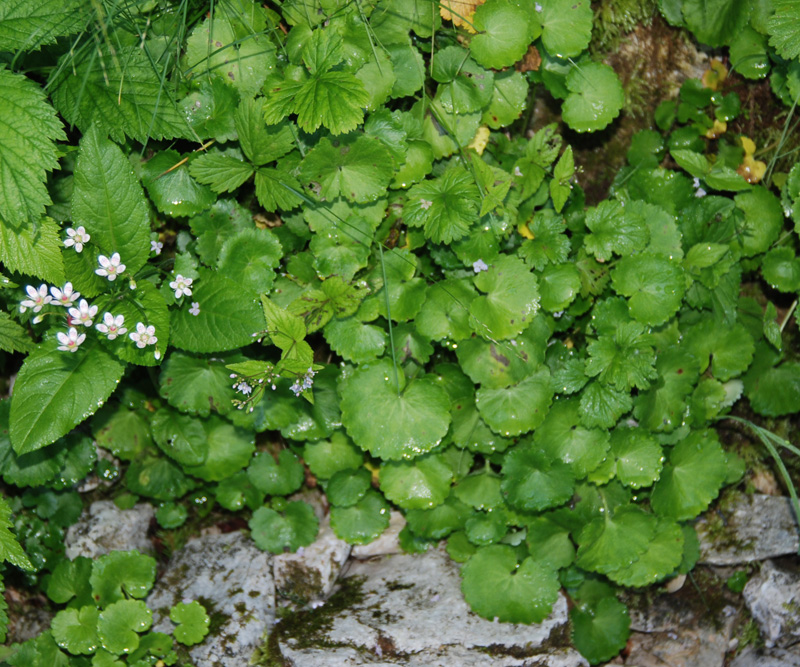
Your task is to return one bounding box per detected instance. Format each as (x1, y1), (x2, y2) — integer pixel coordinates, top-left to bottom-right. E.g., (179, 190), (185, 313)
(697, 494), (799, 565)
(743, 559), (800, 649)
(147, 531), (275, 667)
(64, 500), (154, 559)
(730, 647), (800, 667)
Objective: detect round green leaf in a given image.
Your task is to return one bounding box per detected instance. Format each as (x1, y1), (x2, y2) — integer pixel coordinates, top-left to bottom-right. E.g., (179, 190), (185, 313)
(570, 596), (630, 664)
(215, 470), (264, 511)
(47, 556), (93, 606)
(155, 501), (187, 529)
(340, 359), (451, 460)
(159, 352), (237, 417)
(461, 545), (560, 623)
(539, 0), (592, 57)
(476, 367), (553, 437)
(217, 228), (282, 294)
(52, 606), (99, 655)
(453, 471), (504, 510)
(682, 0), (750, 47)
(141, 149), (216, 218)
(330, 489), (391, 544)
(762, 246), (800, 292)
(538, 262), (580, 312)
(247, 449), (304, 496)
(432, 47), (494, 114)
(611, 254), (685, 326)
(391, 139), (434, 188)
(733, 186), (783, 257)
(607, 518), (684, 587)
(90, 550), (157, 607)
(303, 431), (364, 480)
(125, 456), (194, 501)
(730, 26), (770, 79)
(576, 505), (657, 575)
(379, 454), (453, 510)
(482, 70), (528, 129)
(324, 316), (386, 363)
(93, 406), (152, 461)
(470, 0), (531, 69)
(526, 516), (575, 570)
(405, 495), (472, 540)
(170, 601), (210, 646)
(609, 428), (663, 489)
(562, 62), (624, 133)
(97, 599), (152, 656)
(501, 445), (574, 512)
(183, 415), (254, 482)
(326, 467), (371, 507)
(465, 510), (508, 546)
(151, 408), (208, 467)
(748, 361), (800, 417)
(249, 501), (319, 553)
(415, 278), (477, 342)
(388, 43), (425, 98)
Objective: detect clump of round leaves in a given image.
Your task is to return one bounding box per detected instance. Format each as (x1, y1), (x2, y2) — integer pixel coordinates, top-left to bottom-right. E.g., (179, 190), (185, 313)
(170, 600), (210, 646)
(461, 545), (560, 623)
(249, 501), (319, 553)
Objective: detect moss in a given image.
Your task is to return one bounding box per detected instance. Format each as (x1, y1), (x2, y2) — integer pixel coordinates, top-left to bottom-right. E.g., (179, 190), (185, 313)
(196, 596), (229, 639)
(276, 560), (325, 605)
(591, 0), (658, 53)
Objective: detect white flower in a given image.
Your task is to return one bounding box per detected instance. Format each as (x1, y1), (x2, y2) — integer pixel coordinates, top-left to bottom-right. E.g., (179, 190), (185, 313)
(695, 188), (707, 198)
(472, 259), (490, 273)
(236, 382), (253, 395)
(189, 302), (201, 316)
(419, 198), (433, 210)
(95, 253), (126, 281)
(20, 284), (52, 313)
(50, 282), (80, 308)
(68, 299), (98, 327)
(129, 322), (157, 348)
(290, 368), (317, 396)
(57, 327), (86, 353)
(534, 1), (542, 11)
(63, 226), (90, 253)
(96, 312), (127, 340)
(169, 274), (193, 299)
(514, 166), (523, 177)
(151, 240), (163, 256)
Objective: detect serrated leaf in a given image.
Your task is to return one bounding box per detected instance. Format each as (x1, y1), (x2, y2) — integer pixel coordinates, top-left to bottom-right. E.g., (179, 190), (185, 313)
(562, 62), (624, 133)
(235, 99), (294, 166)
(159, 352), (237, 417)
(634, 346), (699, 432)
(50, 45), (189, 143)
(576, 504), (657, 574)
(461, 545), (560, 623)
(141, 149), (216, 218)
(0, 67), (65, 227)
(747, 361), (800, 416)
(217, 228), (282, 294)
(189, 149), (255, 193)
(526, 516), (575, 569)
(584, 200), (649, 262)
(90, 550), (156, 607)
(470, 0), (531, 69)
(323, 316), (386, 363)
(0, 496), (32, 570)
(768, 0), (800, 59)
(578, 380), (632, 429)
(518, 210), (571, 270)
(340, 360), (451, 460)
(0, 312), (32, 354)
(330, 489), (391, 544)
(476, 366), (553, 437)
(308, 208), (373, 280)
(289, 276), (367, 332)
(609, 427), (663, 489)
(72, 126), (151, 275)
(250, 501), (319, 553)
(181, 78), (240, 142)
(539, 0), (592, 57)
(585, 322), (657, 391)
(415, 278), (477, 341)
(379, 454), (453, 510)
(52, 606), (99, 655)
(10, 338), (125, 455)
(170, 601), (210, 646)
(432, 47), (495, 114)
(0, 0), (89, 51)
(611, 254), (685, 326)
(0, 217), (65, 285)
(326, 467), (371, 507)
(97, 599), (152, 655)
(608, 518), (684, 587)
(501, 445), (574, 512)
(303, 431), (363, 480)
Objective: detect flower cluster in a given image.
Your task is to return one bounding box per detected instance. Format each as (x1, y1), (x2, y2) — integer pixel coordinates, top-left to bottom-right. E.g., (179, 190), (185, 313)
(290, 368), (317, 396)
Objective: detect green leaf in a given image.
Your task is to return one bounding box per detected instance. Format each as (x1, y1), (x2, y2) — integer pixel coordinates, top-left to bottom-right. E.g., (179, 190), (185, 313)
(0, 67), (65, 227)
(404, 168), (481, 244)
(0, 217), (65, 284)
(182, 415), (254, 482)
(50, 45), (189, 143)
(171, 268), (265, 353)
(51, 606), (99, 655)
(93, 406), (152, 461)
(0, 312), (32, 354)
(501, 445), (574, 512)
(415, 279), (477, 342)
(685, 319), (755, 381)
(634, 346), (699, 432)
(609, 427), (663, 489)
(585, 322), (657, 391)
(584, 200), (649, 262)
(432, 47), (494, 114)
(762, 246), (800, 292)
(97, 599), (152, 655)
(682, 0), (751, 47)
(379, 454), (453, 510)
(469, 255), (540, 340)
(525, 517), (575, 569)
(10, 338), (125, 455)
(217, 228), (282, 294)
(611, 254), (685, 326)
(155, 502), (187, 529)
(0, 0), (88, 51)
(7, 632), (71, 667)
(326, 467), (371, 507)
(733, 186), (783, 257)
(518, 210), (571, 270)
(324, 316), (386, 363)
(151, 408), (208, 467)
(247, 449), (304, 496)
(539, 0), (592, 57)
(126, 456), (194, 501)
(571, 596), (630, 664)
(249, 501), (319, 553)
(261, 295), (311, 361)
(562, 63), (624, 133)
(650, 429), (729, 520)
(453, 470), (504, 510)
(303, 431), (364, 480)
(170, 601), (210, 646)
(309, 211), (373, 280)
(330, 489), (391, 544)
(608, 518), (684, 587)
(461, 545), (560, 623)
(90, 550), (157, 607)
(406, 495), (472, 540)
(768, 0), (800, 59)
(215, 470), (264, 511)
(289, 277), (368, 333)
(72, 126), (151, 276)
(476, 367), (553, 437)
(482, 70), (528, 129)
(747, 361), (800, 416)
(235, 99), (294, 166)
(181, 78), (239, 142)
(47, 556), (92, 605)
(550, 146), (574, 213)
(0, 496), (32, 570)
(159, 352), (237, 417)
(141, 150), (216, 219)
(578, 381), (633, 429)
(340, 360), (451, 460)
(576, 504), (657, 574)
(189, 148), (255, 194)
(470, 0), (532, 69)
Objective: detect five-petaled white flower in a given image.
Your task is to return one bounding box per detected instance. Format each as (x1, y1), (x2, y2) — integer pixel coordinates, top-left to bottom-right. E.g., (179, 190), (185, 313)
(151, 240), (163, 256)
(472, 259), (490, 273)
(68, 299), (98, 327)
(189, 302), (201, 316)
(96, 312), (127, 340)
(20, 284), (52, 313)
(236, 382), (253, 395)
(96, 253), (126, 281)
(57, 327), (85, 353)
(169, 275), (193, 299)
(419, 198), (433, 210)
(129, 322), (157, 348)
(50, 282), (80, 308)
(64, 226), (91, 253)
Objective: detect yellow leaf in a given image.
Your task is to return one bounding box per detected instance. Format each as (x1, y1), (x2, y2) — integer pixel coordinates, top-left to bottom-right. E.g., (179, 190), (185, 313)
(737, 155), (767, 183)
(469, 125), (491, 155)
(705, 119), (726, 139)
(518, 221), (535, 240)
(440, 0), (483, 33)
(702, 59), (728, 91)
(740, 135), (757, 158)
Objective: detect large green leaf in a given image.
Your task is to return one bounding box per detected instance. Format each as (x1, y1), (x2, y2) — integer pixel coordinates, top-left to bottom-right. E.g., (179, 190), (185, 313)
(470, 0), (532, 69)
(768, 0), (800, 60)
(182, 415), (254, 482)
(476, 367), (553, 437)
(0, 216), (64, 284)
(611, 254), (685, 326)
(217, 228), (282, 294)
(0, 0), (89, 51)
(140, 150), (216, 219)
(0, 313), (33, 354)
(682, 0), (750, 47)
(501, 445), (574, 512)
(404, 168), (481, 244)
(158, 352), (237, 417)
(0, 67), (65, 228)
(330, 489), (391, 544)
(379, 454), (453, 510)
(10, 338), (126, 455)
(584, 200), (649, 262)
(576, 505), (657, 574)
(340, 359), (451, 460)
(732, 186), (783, 257)
(562, 63), (625, 133)
(538, 0), (592, 57)
(151, 408), (208, 467)
(72, 126), (151, 275)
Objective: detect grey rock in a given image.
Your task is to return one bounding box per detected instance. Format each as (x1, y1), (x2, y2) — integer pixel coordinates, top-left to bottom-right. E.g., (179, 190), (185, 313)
(351, 510), (406, 559)
(147, 531), (274, 667)
(743, 560), (800, 649)
(272, 547), (576, 666)
(730, 647), (800, 667)
(273, 516), (350, 604)
(697, 494), (800, 565)
(64, 500), (154, 559)
(6, 607), (53, 644)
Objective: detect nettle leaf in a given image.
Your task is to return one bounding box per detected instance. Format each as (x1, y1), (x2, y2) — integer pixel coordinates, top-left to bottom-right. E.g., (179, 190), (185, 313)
(182, 415), (254, 481)
(608, 518), (684, 587)
(584, 200), (649, 262)
(97, 599), (152, 655)
(570, 596), (630, 665)
(611, 254), (685, 326)
(0, 0), (88, 51)
(682, 0), (750, 47)
(159, 352), (237, 417)
(0, 496), (32, 571)
(404, 168), (481, 244)
(247, 449), (304, 496)
(51, 606), (99, 655)
(171, 268), (265, 353)
(217, 228), (282, 294)
(538, 0), (592, 57)
(576, 504), (657, 575)
(250, 501), (319, 553)
(651, 429), (728, 520)
(10, 338), (125, 455)
(476, 366), (553, 437)
(340, 359), (451, 460)
(608, 428), (663, 489)
(379, 453), (453, 510)
(0, 216), (64, 285)
(461, 545), (560, 624)
(300, 135), (394, 203)
(432, 46), (495, 114)
(501, 445), (574, 512)
(470, 0), (532, 69)
(0, 67), (65, 228)
(170, 601), (210, 646)
(330, 489), (391, 544)
(585, 322), (657, 391)
(90, 550), (156, 607)
(469, 255), (540, 340)
(518, 210), (571, 270)
(189, 147), (255, 194)
(562, 62), (624, 133)
(768, 0), (800, 60)
(151, 408), (208, 467)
